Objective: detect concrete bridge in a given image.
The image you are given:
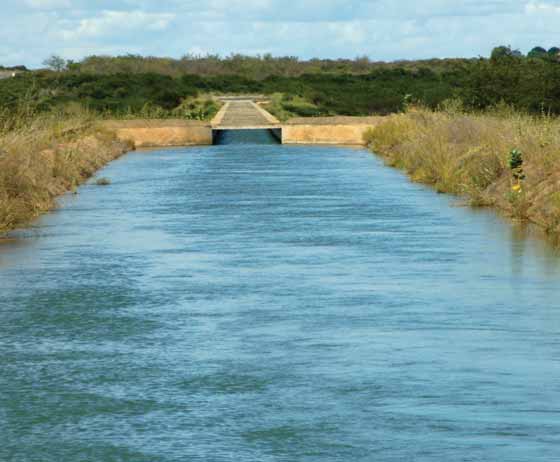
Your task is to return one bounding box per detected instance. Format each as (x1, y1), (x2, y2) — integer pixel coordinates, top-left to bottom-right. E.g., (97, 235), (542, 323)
(212, 100), (281, 130)
(104, 97), (382, 148)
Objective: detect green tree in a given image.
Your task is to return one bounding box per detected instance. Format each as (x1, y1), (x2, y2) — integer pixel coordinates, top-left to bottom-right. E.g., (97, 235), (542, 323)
(528, 46), (547, 58)
(548, 47), (560, 60)
(42, 55), (67, 72)
(490, 45), (522, 61)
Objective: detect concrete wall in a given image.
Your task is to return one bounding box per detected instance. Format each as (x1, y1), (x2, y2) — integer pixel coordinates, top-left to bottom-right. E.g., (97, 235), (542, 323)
(282, 117), (382, 145)
(101, 117), (383, 148)
(102, 120), (213, 148)
(270, 128), (282, 143)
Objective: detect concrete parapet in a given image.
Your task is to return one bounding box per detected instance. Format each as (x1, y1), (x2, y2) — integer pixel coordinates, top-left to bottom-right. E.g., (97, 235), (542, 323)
(101, 120), (213, 148)
(282, 117), (382, 145)
(100, 116), (383, 148)
(282, 117), (383, 145)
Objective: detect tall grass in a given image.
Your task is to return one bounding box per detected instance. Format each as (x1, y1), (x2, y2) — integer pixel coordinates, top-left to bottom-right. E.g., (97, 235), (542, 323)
(0, 105), (130, 234)
(364, 103), (560, 233)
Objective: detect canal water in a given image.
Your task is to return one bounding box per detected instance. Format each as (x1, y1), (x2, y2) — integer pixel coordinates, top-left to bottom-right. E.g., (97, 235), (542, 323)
(1, 135), (559, 461)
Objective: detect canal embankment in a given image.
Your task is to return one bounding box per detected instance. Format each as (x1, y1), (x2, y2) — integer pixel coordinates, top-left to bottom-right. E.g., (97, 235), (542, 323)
(0, 115), (131, 234)
(365, 107), (560, 235)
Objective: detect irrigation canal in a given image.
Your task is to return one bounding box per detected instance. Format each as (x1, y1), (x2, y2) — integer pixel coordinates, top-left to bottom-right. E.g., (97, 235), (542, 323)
(1, 131), (559, 461)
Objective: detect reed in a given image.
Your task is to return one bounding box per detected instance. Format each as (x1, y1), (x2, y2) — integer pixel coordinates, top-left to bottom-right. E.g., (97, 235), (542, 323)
(365, 103), (560, 233)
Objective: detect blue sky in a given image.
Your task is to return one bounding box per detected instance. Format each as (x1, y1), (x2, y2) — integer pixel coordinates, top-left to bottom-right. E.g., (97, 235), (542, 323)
(2, 0), (560, 67)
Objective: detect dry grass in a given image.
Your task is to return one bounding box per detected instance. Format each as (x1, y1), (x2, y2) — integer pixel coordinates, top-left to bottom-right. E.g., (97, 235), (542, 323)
(0, 108), (130, 234)
(364, 104), (560, 233)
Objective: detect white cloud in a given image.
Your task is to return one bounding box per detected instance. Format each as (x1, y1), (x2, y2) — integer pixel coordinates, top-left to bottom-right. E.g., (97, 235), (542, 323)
(526, 1), (560, 12)
(1, 0), (560, 67)
(328, 22), (367, 45)
(59, 10), (175, 40)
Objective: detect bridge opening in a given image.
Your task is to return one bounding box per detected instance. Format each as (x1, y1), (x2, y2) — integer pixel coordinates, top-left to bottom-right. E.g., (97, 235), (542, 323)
(211, 98), (282, 145)
(213, 128), (282, 145)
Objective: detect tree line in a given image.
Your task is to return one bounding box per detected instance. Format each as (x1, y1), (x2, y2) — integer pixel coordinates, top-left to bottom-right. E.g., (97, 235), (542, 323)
(0, 46), (559, 118)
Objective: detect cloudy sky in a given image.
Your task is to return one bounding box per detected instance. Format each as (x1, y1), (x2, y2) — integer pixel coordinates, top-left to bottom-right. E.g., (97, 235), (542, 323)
(2, 0), (560, 67)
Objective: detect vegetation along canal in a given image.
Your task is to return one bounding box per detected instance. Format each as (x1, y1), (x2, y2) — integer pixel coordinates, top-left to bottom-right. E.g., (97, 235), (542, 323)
(1, 132), (559, 461)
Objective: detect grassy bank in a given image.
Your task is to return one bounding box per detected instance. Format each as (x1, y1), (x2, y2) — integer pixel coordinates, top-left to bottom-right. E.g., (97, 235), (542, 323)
(364, 105), (560, 234)
(0, 109), (131, 234)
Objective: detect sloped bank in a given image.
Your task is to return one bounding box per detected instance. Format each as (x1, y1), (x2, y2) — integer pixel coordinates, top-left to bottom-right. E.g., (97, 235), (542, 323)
(365, 108), (560, 235)
(0, 119), (132, 235)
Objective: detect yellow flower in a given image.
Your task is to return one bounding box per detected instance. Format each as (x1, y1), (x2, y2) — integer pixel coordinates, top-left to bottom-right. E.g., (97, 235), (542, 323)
(512, 184), (522, 193)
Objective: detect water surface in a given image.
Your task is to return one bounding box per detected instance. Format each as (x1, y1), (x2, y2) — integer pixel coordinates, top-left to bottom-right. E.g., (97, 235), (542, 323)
(1, 137), (560, 461)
